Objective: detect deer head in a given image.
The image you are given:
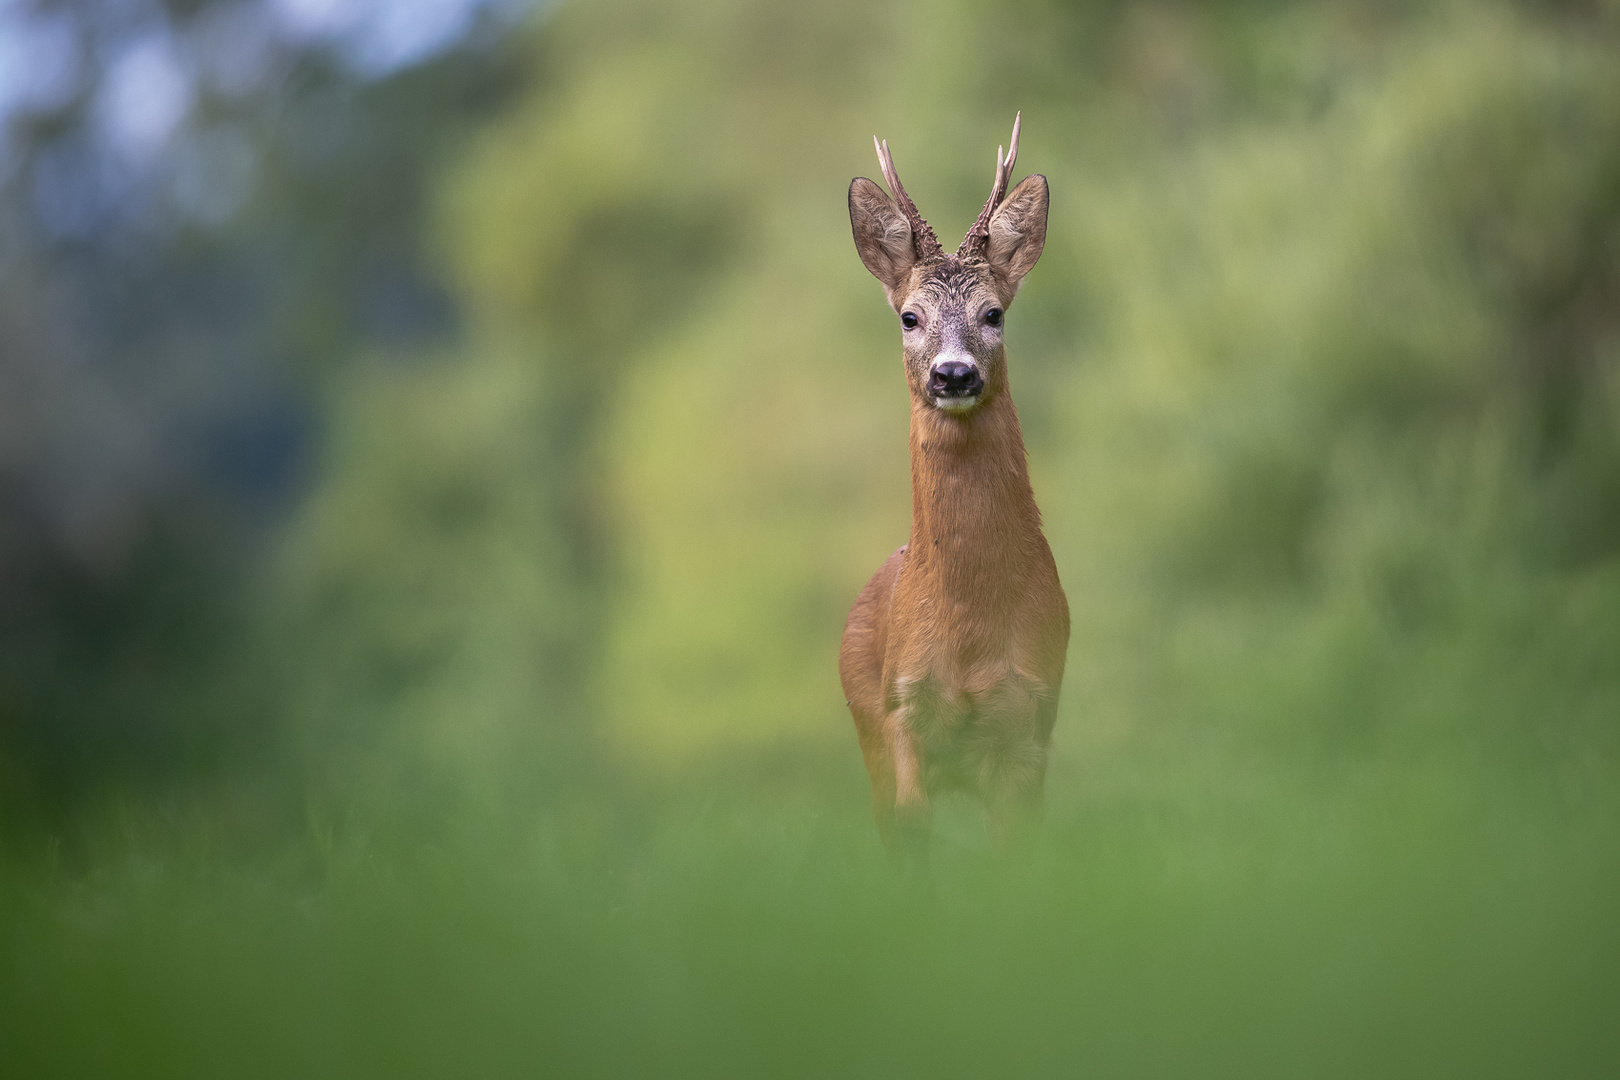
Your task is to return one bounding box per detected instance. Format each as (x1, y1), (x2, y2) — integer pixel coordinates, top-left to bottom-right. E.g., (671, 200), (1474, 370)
(849, 113), (1049, 414)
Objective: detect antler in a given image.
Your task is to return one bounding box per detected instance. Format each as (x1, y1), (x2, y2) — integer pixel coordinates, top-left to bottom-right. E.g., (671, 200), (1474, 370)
(958, 111), (1021, 257)
(874, 136), (944, 261)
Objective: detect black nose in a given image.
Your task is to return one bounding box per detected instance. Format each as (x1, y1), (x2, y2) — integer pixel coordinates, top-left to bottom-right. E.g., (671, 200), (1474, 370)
(928, 360), (983, 398)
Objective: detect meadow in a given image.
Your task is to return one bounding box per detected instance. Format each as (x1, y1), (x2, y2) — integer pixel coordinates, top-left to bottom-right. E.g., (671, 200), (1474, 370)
(4, 741), (1617, 1076)
(3, 1), (1620, 1075)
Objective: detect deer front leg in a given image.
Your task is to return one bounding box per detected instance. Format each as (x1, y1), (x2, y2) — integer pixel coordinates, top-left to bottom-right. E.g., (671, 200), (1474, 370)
(883, 708), (931, 858)
(976, 681), (1053, 851)
(857, 736), (899, 850)
(986, 761), (1047, 850)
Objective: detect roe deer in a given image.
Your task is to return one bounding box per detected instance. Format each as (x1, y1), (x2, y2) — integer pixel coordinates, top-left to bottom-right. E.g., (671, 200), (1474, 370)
(841, 114), (1069, 854)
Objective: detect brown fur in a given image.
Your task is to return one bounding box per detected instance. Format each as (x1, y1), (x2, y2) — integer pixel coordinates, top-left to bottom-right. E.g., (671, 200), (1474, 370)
(842, 131), (1068, 853)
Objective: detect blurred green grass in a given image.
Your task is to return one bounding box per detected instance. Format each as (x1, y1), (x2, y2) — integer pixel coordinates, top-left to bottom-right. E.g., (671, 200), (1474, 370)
(4, 755), (1618, 1078)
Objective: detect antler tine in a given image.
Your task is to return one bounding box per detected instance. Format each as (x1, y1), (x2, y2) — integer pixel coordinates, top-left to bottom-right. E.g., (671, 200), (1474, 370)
(874, 136), (944, 259)
(959, 111), (1022, 256)
(872, 138), (905, 217)
(1004, 110), (1020, 185)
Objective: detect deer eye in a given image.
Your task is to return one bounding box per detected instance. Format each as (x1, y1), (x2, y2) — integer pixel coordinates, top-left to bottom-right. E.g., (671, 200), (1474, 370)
(901, 312), (919, 330)
(984, 308), (1003, 327)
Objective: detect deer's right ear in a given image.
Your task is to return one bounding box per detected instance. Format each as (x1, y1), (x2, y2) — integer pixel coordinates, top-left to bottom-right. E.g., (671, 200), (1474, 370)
(849, 178), (914, 297)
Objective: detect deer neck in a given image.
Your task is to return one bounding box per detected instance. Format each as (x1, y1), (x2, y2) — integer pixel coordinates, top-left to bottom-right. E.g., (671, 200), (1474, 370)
(906, 387), (1043, 606)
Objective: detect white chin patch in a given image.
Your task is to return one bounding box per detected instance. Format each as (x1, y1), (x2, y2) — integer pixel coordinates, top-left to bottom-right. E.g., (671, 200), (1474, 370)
(932, 395), (980, 413)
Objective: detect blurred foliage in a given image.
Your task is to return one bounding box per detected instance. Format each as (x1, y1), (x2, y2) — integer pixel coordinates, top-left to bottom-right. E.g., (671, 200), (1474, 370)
(6, 0), (1618, 794)
(0, 0), (526, 800)
(292, 0), (1620, 776)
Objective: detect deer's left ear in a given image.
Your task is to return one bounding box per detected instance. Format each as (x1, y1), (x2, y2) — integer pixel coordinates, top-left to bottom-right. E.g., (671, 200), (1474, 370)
(987, 174), (1048, 292)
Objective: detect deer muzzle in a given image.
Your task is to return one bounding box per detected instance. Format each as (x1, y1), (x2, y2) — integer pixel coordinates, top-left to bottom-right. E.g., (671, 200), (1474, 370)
(928, 357), (984, 409)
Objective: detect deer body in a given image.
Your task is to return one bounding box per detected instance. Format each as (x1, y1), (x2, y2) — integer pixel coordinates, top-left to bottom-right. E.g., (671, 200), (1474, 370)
(841, 117), (1069, 851)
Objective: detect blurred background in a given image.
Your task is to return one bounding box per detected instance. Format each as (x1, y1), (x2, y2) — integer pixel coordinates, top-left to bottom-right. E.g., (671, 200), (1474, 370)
(3, 0), (1620, 1075)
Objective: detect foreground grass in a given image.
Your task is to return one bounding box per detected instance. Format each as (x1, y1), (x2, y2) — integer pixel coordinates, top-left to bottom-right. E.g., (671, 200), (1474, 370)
(3, 745), (1617, 1080)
